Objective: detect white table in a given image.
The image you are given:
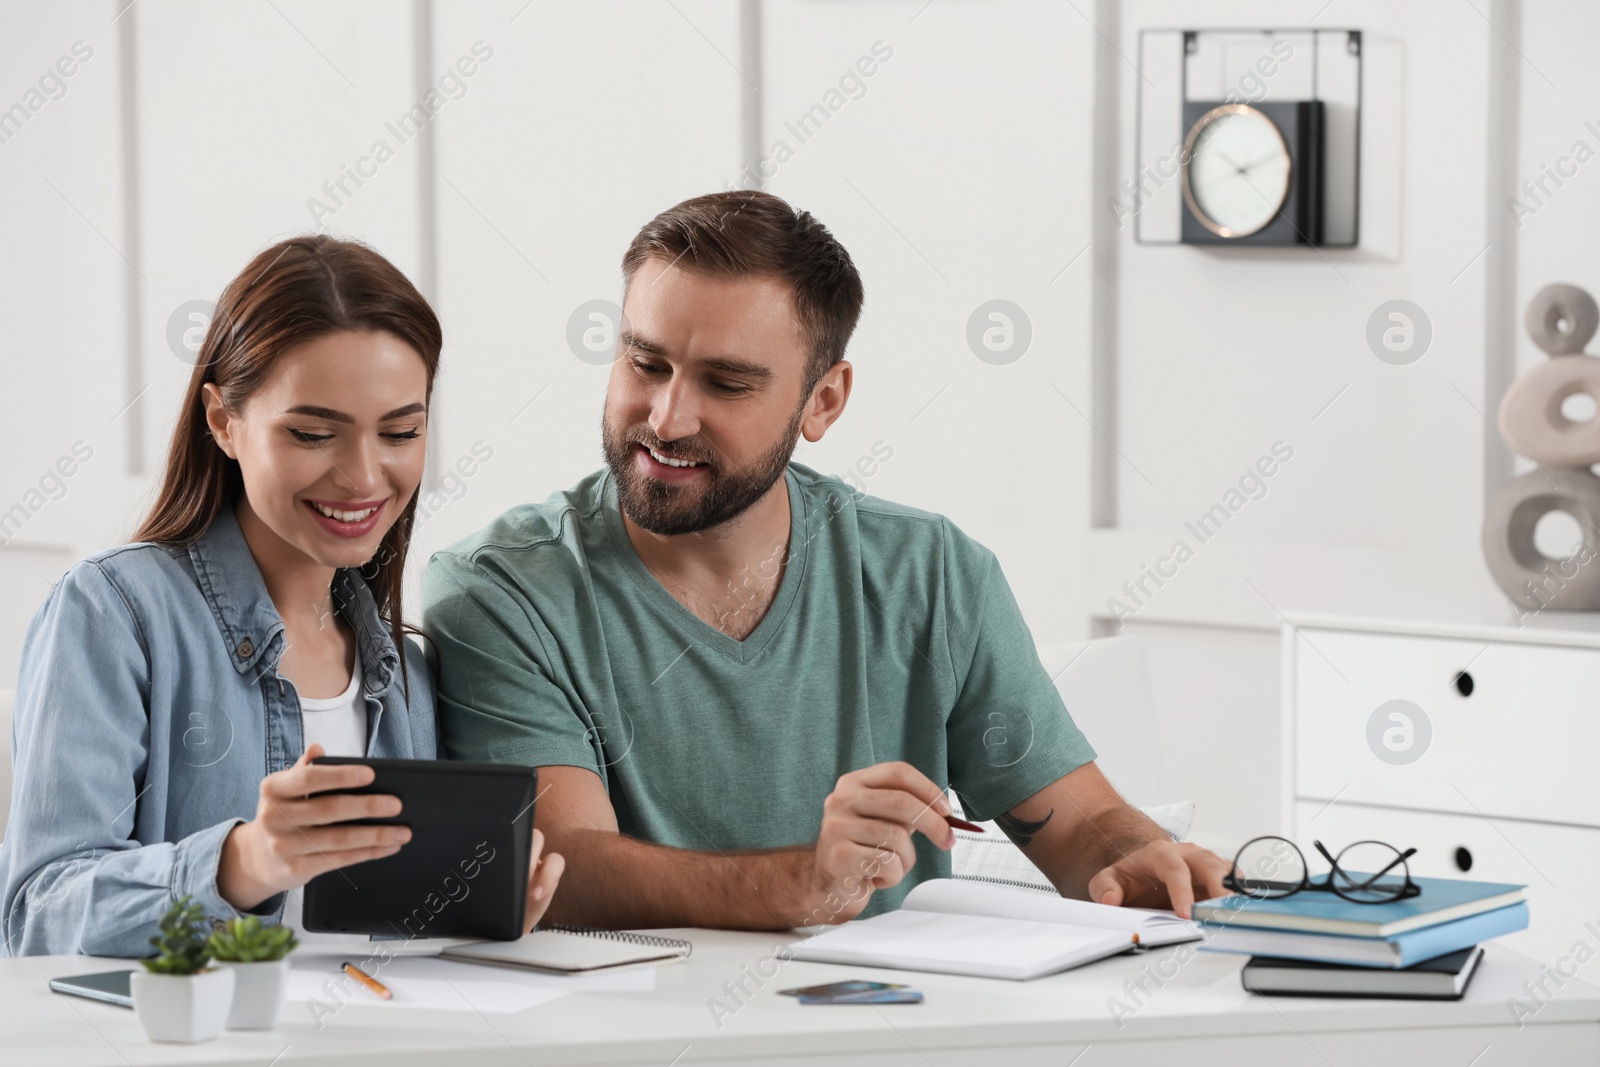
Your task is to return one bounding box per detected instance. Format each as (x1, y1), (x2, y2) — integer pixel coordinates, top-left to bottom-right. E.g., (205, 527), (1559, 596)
(8, 931), (1598, 1066)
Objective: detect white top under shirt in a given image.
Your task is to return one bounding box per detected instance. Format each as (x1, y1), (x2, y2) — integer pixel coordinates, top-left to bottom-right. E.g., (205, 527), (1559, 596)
(282, 653), (376, 946)
(298, 653), (368, 758)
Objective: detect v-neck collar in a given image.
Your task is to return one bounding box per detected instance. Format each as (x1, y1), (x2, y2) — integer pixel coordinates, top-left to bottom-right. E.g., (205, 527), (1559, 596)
(601, 467), (809, 665)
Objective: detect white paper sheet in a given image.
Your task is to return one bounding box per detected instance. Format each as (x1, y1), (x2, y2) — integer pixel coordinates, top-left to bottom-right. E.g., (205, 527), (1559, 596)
(286, 953), (657, 1014)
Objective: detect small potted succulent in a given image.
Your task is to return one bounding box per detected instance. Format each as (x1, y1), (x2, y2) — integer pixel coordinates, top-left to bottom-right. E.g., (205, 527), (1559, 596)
(208, 915), (298, 1029)
(130, 897), (235, 1043)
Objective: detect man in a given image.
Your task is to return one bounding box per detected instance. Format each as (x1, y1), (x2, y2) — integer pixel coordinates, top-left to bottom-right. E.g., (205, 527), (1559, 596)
(423, 191), (1230, 929)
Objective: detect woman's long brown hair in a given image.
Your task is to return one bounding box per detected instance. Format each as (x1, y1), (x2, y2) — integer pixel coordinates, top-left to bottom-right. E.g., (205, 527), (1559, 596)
(134, 235), (441, 701)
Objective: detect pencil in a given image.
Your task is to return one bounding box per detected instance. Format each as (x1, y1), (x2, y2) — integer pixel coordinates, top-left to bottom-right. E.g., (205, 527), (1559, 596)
(342, 960), (392, 1000)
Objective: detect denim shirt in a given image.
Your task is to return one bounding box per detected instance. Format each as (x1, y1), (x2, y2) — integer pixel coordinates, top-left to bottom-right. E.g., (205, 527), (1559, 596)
(0, 506), (437, 957)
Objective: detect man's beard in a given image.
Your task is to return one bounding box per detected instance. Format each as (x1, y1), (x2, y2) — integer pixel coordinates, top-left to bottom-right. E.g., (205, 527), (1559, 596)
(602, 404), (805, 537)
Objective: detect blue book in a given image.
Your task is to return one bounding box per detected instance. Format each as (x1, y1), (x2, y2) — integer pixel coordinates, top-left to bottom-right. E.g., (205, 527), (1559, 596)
(1199, 902), (1529, 969)
(1193, 875), (1525, 937)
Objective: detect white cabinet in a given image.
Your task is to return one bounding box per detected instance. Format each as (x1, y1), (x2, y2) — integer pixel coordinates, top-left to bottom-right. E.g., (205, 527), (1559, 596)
(1295, 800), (1600, 965)
(1285, 611), (1600, 967)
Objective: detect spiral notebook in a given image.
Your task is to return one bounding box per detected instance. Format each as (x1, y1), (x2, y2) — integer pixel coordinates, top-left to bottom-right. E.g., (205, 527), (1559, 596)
(440, 924), (693, 974)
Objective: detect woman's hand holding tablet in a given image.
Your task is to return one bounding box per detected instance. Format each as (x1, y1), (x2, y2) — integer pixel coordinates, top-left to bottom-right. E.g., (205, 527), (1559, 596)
(217, 744), (414, 911)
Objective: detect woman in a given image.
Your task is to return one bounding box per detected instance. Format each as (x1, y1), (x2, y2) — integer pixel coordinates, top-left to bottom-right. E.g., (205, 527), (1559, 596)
(0, 235), (562, 957)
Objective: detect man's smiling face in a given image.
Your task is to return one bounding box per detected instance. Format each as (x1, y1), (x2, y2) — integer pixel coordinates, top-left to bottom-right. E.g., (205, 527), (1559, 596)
(601, 257), (814, 536)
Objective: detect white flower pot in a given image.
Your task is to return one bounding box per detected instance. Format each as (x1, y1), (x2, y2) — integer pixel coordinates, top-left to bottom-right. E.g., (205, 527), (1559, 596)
(130, 967), (235, 1043)
(213, 958), (290, 1029)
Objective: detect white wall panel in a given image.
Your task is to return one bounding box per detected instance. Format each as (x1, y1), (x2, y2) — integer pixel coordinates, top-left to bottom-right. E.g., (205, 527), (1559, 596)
(760, 0), (1097, 645)
(1511, 1), (1600, 392)
(1093, 0), (1568, 851)
(0, 2), (125, 545)
(1096, 0), (1505, 630)
(0, 0), (130, 686)
(132, 0), (425, 527)
(420, 0), (743, 589)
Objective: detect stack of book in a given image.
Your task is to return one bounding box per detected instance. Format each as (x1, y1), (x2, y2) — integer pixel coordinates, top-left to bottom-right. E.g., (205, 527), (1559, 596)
(1194, 876), (1528, 999)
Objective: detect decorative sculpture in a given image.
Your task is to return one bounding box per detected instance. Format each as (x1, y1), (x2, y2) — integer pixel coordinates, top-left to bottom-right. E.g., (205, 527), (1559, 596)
(1484, 283), (1600, 610)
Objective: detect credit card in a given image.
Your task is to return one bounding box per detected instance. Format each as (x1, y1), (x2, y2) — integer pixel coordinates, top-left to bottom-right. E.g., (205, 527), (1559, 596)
(779, 980), (907, 998)
(796, 990), (925, 1005)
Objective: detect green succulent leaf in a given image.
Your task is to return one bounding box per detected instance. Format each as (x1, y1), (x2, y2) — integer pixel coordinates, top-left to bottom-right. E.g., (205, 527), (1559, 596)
(139, 896), (214, 975)
(206, 914), (300, 962)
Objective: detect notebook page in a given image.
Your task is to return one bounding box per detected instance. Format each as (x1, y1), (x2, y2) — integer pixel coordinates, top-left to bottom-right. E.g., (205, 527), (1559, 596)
(905, 878), (1199, 944)
(789, 910), (1131, 981)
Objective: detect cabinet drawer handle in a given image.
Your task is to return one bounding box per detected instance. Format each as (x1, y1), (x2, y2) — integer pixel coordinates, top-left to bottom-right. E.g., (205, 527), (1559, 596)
(1454, 670), (1474, 697)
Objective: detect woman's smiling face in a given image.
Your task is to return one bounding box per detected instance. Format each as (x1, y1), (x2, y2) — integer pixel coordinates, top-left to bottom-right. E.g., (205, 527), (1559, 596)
(204, 329), (429, 570)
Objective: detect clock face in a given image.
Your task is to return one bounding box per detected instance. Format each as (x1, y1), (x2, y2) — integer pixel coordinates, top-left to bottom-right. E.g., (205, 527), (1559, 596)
(1182, 105), (1292, 238)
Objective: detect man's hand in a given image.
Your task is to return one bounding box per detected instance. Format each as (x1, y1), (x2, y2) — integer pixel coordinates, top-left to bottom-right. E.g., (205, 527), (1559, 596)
(995, 763), (1234, 920)
(218, 744), (411, 911)
(1086, 839), (1232, 920)
(527, 762), (954, 932)
(521, 828), (565, 933)
(804, 761), (955, 925)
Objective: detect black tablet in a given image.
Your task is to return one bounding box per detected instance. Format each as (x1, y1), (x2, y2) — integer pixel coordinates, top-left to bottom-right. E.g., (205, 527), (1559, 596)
(302, 758), (537, 941)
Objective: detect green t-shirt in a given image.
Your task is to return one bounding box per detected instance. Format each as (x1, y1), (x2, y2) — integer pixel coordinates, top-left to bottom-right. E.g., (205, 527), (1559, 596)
(422, 463), (1096, 918)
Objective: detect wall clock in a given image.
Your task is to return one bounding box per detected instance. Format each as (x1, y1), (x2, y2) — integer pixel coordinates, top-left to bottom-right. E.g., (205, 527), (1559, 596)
(1180, 99), (1324, 245)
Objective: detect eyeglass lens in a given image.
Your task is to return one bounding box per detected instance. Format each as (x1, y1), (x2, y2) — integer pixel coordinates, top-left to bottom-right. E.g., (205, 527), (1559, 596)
(1228, 836), (1307, 899)
(1329, 840), (1411, 902)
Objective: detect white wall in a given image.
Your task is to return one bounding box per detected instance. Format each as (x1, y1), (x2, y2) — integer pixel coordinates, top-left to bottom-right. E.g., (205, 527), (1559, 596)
(1, 0), (432, 687)
(1513, 2), (1600, 391)
(1095, 1), (1506, 634)
(3, 0), (1595, 864)
(417, 0), (744, 583)
(413, 0), (1097, 647)
(0, 1), (127, 685)
(1091, 0), (1600, 856)
(755, 0), (1096, 644)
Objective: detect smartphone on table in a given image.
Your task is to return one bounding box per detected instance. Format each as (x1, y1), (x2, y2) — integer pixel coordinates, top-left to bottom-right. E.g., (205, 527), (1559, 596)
(49, 970), (133, 1008)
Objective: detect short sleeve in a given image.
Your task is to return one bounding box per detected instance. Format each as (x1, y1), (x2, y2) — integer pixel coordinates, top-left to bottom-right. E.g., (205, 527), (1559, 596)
(421, 550), (603, 776)
(942, 534), (1097, 822)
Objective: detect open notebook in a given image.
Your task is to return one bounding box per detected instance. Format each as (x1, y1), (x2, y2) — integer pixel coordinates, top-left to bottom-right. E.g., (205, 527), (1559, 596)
(441, 924), (692, 974)
(789, 879), (1202, 981)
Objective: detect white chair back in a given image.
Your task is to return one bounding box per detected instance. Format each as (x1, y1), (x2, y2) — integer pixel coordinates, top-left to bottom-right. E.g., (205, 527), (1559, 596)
(949, 636), (1184, 888)
(1035, 636), (1171, 807)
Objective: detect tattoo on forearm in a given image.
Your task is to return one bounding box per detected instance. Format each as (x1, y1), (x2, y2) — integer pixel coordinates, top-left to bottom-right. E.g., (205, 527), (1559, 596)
(995, 809), (1054, 848)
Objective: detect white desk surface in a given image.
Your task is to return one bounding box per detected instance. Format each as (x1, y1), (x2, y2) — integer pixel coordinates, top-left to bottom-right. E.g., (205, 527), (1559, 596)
(8, 930), (1598, 1066)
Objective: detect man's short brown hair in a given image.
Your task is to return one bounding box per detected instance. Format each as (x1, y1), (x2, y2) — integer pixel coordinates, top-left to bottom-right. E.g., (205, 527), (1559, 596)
(621, 190), (865, 392)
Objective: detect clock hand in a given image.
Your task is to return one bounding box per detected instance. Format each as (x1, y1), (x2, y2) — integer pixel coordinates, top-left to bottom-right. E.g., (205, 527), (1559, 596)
(1203, 172), (1246, 191)
(1235, 170), (1283, 212)
(1238, 151), (1282, 172)
(1212, 150), (1245, 173)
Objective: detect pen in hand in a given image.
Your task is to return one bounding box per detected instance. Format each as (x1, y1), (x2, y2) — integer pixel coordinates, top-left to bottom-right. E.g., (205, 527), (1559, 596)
(945, 814), (984, 833)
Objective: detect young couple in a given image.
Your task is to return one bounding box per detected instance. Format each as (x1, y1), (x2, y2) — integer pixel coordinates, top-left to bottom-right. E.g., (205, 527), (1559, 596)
(1, 191), (1230, 958)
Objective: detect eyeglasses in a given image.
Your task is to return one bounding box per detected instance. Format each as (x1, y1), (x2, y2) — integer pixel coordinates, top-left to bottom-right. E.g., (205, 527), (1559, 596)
(1222, 836), (1422, 904)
